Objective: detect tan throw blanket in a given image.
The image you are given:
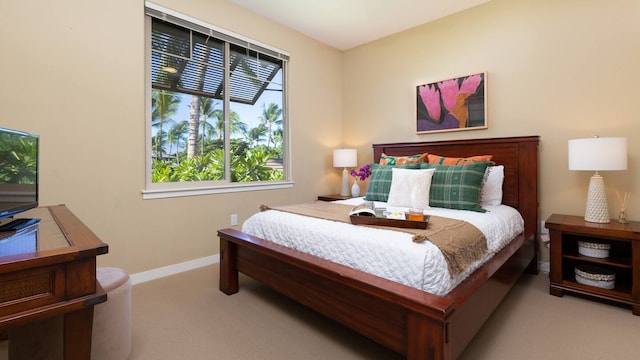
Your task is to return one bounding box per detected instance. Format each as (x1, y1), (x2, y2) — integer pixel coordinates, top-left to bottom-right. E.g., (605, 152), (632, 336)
(261, 201), (487, 276)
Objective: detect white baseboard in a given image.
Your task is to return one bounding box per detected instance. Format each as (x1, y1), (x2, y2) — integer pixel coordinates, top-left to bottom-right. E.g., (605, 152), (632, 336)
(130, 255), (220, 285)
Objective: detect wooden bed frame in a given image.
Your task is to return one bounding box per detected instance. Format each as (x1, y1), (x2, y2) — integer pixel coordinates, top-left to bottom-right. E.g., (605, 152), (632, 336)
(218, 136), (539, 360)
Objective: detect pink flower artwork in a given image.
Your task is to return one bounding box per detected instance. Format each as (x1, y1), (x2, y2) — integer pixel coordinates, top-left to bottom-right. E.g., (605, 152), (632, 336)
(416, 72), (486, 133)
(460, 74), (482, 95)
(418, 84), (441, 122)
(438, 79), (460, 112)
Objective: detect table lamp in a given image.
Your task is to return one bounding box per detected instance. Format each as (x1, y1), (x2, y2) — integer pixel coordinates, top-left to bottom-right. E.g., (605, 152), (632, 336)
(333, 149), (357, 196)
(568, 136), (627, 223)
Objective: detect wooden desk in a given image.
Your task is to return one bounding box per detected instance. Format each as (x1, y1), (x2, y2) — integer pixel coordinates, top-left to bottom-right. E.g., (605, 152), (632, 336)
(0, 205), (108, 358)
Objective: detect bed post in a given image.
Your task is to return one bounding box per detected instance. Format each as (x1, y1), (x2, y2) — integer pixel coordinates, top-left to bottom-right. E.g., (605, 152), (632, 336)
(219, 233), (239, 295)
(518, 139), (539, 274)
(406, 312), (447, 360)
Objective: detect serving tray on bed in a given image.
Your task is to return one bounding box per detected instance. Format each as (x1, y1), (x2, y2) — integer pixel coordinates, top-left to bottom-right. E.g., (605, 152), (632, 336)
(349, 214), (430, 229)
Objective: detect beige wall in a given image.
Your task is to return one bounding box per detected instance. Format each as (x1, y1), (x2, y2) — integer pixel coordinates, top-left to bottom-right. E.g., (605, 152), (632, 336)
(0, 0), (343, 273)
(343, 0), (640, 226)
(1, 0), (638, 274)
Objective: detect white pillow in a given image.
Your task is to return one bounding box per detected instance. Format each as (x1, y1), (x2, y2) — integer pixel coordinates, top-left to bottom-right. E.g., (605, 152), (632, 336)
(387, 168), (435, 209)
(479, 165), (504, 206)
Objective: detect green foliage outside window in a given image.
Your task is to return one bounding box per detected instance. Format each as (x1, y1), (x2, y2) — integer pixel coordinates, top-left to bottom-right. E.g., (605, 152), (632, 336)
(151, 88), (285, 183)
(151, 145), (283, 183)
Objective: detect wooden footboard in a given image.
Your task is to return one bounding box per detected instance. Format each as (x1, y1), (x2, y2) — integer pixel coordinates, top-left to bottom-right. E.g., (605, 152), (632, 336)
(218, 136), (539, 360)
(218, 228), (535, 359)
(219, 228), (452, 358)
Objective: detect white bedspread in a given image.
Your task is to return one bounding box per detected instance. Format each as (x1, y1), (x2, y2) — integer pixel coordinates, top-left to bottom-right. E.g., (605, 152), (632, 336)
(242, 197), (524, 296)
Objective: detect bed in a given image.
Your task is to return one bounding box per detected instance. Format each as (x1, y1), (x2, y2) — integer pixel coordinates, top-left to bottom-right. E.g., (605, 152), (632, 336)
(218, 136), (539, 360)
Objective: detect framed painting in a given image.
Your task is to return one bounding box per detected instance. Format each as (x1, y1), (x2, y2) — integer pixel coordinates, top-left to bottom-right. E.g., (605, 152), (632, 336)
(416, 72), (487, 134)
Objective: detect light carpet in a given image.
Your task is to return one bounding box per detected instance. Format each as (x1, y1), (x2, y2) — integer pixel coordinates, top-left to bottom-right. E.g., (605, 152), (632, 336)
(2, 264), (639, 359)
(128, 265), (640, 360)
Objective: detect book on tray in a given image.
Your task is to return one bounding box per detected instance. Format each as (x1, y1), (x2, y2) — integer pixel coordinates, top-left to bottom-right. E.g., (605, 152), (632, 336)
(348, 201), (415, 220)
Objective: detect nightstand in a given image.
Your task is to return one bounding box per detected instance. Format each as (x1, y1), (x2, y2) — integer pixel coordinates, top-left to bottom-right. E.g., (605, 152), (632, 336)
(545, 214), (640, 315)
(317, 194), (352, 201)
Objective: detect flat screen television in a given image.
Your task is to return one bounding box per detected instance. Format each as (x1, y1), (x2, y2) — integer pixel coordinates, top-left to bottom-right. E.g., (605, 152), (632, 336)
(0, 127), (39, 219)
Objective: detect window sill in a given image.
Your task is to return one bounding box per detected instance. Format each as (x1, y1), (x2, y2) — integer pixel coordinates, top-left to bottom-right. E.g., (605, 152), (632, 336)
(142, 181), (293, 200)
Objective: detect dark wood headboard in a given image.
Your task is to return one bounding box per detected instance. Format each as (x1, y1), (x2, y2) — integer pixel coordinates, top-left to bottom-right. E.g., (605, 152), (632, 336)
(372, 136), (540, 240)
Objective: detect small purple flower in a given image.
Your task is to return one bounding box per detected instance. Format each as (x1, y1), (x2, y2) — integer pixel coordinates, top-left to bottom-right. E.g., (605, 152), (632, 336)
(350, 164), (371, 181)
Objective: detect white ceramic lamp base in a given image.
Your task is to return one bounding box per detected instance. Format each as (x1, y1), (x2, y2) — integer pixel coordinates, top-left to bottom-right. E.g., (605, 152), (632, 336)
(584, 173), (610, 223)
(340, 168), (350, 196)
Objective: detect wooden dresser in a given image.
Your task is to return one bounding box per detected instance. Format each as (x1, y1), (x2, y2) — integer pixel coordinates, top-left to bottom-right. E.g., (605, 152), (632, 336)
(0, 205), (109, 358)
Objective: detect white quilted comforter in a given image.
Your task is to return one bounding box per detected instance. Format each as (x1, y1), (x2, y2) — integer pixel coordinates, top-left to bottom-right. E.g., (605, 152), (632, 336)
(242, 197), (524, 296)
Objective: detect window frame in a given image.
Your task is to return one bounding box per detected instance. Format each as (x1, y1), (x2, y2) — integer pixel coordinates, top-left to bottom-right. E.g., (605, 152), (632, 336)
(143, 2), (292, 200)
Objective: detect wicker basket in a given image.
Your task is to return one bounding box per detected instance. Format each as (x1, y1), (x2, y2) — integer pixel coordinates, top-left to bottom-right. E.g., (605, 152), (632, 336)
(575, 265), (615, 289)
(577, 240), (611, 259)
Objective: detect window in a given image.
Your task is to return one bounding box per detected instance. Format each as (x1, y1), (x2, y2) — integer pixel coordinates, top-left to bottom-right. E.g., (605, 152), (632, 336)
(143, 3), (290, 199)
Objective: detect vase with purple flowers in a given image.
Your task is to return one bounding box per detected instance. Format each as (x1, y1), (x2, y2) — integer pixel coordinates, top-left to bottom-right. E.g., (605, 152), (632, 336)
(349, 164), (371, 197)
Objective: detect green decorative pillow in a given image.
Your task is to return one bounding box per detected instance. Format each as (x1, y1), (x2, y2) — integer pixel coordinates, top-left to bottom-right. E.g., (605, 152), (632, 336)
(420, 162), (489, 212)
(364, 163), (421, 202)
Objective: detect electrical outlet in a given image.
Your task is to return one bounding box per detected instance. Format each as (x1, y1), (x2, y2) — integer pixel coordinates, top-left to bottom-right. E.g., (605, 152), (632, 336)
(230, 214), (238, 226)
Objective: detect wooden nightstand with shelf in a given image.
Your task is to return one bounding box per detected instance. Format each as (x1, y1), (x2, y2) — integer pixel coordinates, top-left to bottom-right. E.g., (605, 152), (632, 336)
(545, 214), (640, 315)
(317, 194), (353, 202)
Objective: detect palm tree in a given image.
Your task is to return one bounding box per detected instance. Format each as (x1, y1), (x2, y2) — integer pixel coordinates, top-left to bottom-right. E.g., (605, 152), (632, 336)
(199, 97), (221, 154)
(211, 107), (245, 143)
(204, 121), (217, 143)
(167, 120), (188, 163)
(230, 114), (248, 140)
(187, 95), (201, 159)
(151, 89), (180, 161)
(187, 42), (210, 158)
(271, 128), (284, 157)
(246, 123), (268, 147)
(151, 130), (169, 160)
(258, 103), (283, 150)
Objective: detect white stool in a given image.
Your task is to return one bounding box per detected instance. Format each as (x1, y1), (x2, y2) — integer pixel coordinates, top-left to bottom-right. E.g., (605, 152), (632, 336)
(91, 267), (132, 360)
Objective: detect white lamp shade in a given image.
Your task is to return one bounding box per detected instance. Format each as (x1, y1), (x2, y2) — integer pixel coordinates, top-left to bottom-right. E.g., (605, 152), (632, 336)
(333, 149), (357, 168)
(568, 136), (627, 224)
(568, 137), (627, 171)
